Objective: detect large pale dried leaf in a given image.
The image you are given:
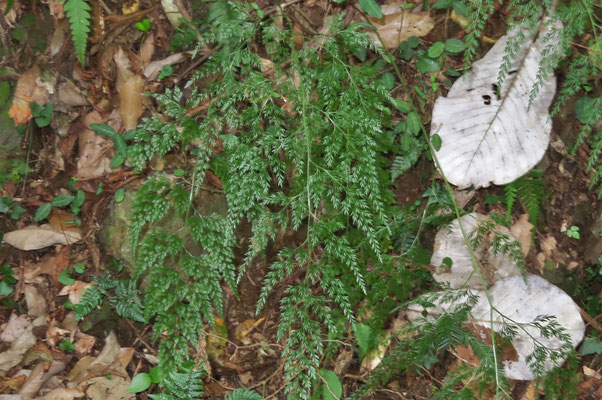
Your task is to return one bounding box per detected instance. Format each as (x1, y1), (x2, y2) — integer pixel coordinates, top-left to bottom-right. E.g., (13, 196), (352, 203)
(0, 317), (44, 374)
(86, 375), (133, 400)
(408, 275), (585, 380)
(430, 21), (560, 188)
(431, 213), (521, 289)
(18, 361), (66, 397)
(3, 225), (82, 250)
(367, 5), (434, 48)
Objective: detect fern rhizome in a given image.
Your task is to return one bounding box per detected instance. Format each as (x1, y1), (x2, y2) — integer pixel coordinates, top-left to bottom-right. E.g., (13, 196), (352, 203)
(81, 0), (600, 398)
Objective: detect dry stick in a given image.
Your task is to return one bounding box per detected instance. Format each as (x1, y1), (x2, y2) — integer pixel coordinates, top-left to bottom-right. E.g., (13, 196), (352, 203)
(579, 307), (602, 333)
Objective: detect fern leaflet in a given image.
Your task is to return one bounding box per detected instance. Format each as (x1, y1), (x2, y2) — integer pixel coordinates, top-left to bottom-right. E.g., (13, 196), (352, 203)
(62, 0), (91, 66)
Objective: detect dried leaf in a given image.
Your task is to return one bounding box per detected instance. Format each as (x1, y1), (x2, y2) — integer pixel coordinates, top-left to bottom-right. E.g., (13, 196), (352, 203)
(510, 214), (534, 256)
(24, 285), (47, 317)
(36, 388), (85, 400)
(430, 20), (560, 188)
(408, 275), (585, 380)
(431, 213), (521, 289)
(58, 281), (91, 305)
(143, 53), (185, 81)
(366, 5), (434, 48)
(3, 225), (82, 250)
(118, 75), (145, 130)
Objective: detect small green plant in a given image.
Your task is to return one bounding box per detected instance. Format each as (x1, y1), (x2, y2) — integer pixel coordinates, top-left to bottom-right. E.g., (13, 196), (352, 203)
(566, 225), (580, 239)
(75, 275), (145, 323)
(0, 196), (26, 220)
(29, 101), (52, 127)
(0, 264), (16, 297)
(61, 0), (91, 66)
(59, 338), (75, 352)
(33, 189), (85, 224)
(135, 18), (152, 32)
(90, 123), (133, 169)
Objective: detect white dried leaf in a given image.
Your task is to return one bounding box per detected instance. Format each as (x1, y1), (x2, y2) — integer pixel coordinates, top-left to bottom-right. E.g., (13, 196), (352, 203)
(407, 275), (585, 380)
(430, 21), (561, 188)
(431, 213), (521, 289)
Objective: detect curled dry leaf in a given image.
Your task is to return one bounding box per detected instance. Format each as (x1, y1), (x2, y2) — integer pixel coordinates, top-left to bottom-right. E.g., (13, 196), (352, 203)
(430, 20), (560, 188)
(114, 48), (145, 130)
(77, 112), (112, 178)
(58, 281), (91, 305)
(408, 275), (585, 380)
(2, 225), (82, 250)
(143, 53), (185, 80)
(366, 4), (434, 48)
(431, 213), (521, 289)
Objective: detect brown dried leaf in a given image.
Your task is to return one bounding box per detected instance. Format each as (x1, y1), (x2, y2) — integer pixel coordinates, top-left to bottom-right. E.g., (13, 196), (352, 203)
(36, 388), (85, 400)
(510, 213), (534, 256)
(367, 5), (434, 48)
(143, 53), (185, 81)
(118, 75), (145, 130)
(2, 225), (81, 250)
(58, 281), (91, 305)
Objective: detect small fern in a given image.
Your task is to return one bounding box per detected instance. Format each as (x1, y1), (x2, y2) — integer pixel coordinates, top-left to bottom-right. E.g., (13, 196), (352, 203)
(62, 0), (91, 66)
(504, 169), (543, 228)
(224, 389), (263, 400)
(74, 276), (145, 323)
(149, 365), (205, 400)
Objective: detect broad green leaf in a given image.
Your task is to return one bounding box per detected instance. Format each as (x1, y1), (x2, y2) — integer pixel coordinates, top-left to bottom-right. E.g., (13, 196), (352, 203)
(72, 189), (85, 208)
(416, 54), (440, 73)
(581, 337), (602, 356)
(114, 188), (126, 203)
(0, 280), (13, 296)
(406, 112), (422, 135)
(11, 205), (26, 220)
(380, 72), (396, 90)
(113, 134), (127, 157)
(110, 154), (125, 169)
(90, 123), (116, 138)
(74, 263), (85, 274)
(149, 367), (161, 384)
(354, 323), (373, 359)
(433, 0), (452, 8)
(58, 270), (76, 286)
(51, 195), (75, 207)
(359, 0), (382, 18)
(393, 100), (411, 113)
(34, 203), (52, 222)
(129, 373), (152, 393)
(431, 133), (442, 151)
(575, 96), (597, 124)
(427, 42), (445, 58)
(320, 370), (342, 400)
(444, 38), (466, 54)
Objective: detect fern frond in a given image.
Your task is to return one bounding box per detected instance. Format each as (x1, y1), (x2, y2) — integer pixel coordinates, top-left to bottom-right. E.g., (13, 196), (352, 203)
(504, 169), (543, 228)
(149, 366), (205, 400)
(63, 0), (91, 66)
(224, 389), (263, 400)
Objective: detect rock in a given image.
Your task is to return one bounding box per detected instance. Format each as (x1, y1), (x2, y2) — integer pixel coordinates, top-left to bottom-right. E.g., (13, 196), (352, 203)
(98, 183), (228, 264)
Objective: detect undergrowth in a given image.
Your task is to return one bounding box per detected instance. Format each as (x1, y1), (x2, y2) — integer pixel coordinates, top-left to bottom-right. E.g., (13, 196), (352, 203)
(78, 0), (600, 398)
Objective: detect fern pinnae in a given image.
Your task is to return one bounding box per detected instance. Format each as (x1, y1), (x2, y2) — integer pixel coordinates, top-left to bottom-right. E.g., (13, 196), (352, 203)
(62, 0), (91, 66)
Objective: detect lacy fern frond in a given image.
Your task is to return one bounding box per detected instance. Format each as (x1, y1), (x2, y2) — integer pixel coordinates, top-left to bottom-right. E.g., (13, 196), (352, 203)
(74, 276), (144, 323)
(224, 389), (263, 400)
(504, 169), (543, 228)
(149, 366), (205, 400)
(62, 0), (91, 66)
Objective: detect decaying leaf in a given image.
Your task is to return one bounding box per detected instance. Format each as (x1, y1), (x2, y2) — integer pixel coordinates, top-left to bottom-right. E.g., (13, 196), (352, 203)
(24, 285), (47, 317)
(431, 213), (521, 289)
(2, 225), (81, 250)
(430, 20), (560, 188)
(8, 65), (51, 125)
(510, 214), (534, 256)
(408, 275), (585, 380)
(366, 4), (434, 48)
(114, 48), (145, 130)
(0, 316), (45, 374)
(143, 53), (185, 81)
(77, 112), (113, 178)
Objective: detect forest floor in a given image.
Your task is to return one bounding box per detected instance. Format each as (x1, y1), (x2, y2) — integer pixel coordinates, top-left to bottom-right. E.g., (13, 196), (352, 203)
(0, 0), (601, 399)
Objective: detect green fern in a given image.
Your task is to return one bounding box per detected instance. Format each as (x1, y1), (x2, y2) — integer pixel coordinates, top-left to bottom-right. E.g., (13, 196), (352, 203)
(504, 169), (543, 228)
(62, 0), (91, 66)
(224, 389), (263, 400)
(74, 276), (144, 323)
(149, 365), (205, 400)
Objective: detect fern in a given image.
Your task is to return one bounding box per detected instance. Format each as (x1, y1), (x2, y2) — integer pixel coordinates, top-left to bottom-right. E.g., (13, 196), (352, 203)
(62, 0), (91, 66)
(149, 365), (205, 400)
(74, 276), (144, 323)
(504, 169), (543, 228)
(224, 389), (263, 400)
